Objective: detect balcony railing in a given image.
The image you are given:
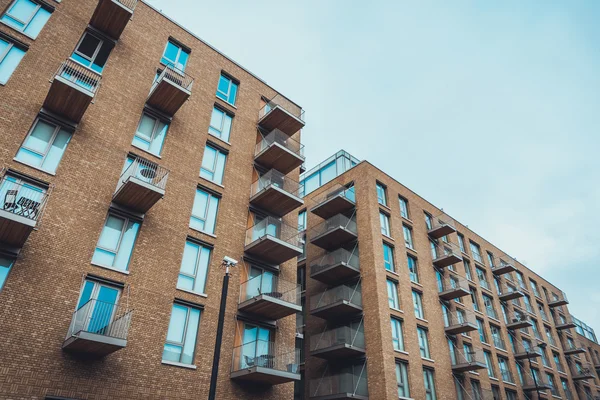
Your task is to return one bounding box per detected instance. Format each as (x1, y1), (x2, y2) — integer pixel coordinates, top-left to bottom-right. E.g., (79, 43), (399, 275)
(310, 284), (362, 320)
(438, 275), (470, 300)
(231, 339), (300, 385)
(244, 217), (302, 264)
(512, 339), (542, 359)
(492, 255), (518, 275)
(451, 346), (487, 373)
(114, 156), (169, 213)
(309, 184), (356, 219)
(309, 370), (368, 399)
(63, 299), (132, 356)
(310, 325), (366, 359)
(250, 169), (303, 217)
(522, 373), (551, 391)
(496, 280), (523, 301)
(310, 214), (358, 250)
(431, 241), (462, 268)
(427, 212), (456, 239)
(554, 313), (576, 330)
(258, 94), (305, 136)
(255, 129), (305, 174)
(147, 64), (194, 116)
(310, 248), (360, 285)
(562, 337), (586, 355)
(89, 0), (137, 40)
(569, 362), (596, 381)
(505, 307), (532, 330)
(548, 291), (569, 307)
(238, 274), (301, 319)
(443, 308), (478, 335)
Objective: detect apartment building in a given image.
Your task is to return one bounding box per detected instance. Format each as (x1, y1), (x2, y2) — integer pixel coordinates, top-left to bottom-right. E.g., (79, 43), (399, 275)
(297, 151), (600, 400)
(0, 0), (306, 399)
(570, 317), (600, 399)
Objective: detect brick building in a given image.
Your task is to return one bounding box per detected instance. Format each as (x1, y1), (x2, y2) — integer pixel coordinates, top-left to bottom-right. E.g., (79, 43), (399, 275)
(0, 1), (598, 400)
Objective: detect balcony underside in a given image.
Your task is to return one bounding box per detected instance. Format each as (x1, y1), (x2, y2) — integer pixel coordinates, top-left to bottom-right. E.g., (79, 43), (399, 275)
(250, 186), (303, 217)
(311, 301), (362, 321)
(311, 344), (366, 360)
(231, 366), (300, 385)
(548, 299), (569, 307)
(498, 291), (524, 302)
(555, 322), (577, 330)
(238, 295), (301, 320)
(492, 264), (517, 275)
(43, 76), (95, 123)
(506, 320), (531, 330)
(523, 384), (550, 392)
(514, 351), (541, 360)
(258, 106), (305, 136)
(310, 196), (355, 220)
(311, 262), (360, 286)
(432, 253), (462, 268)
(89, 0), (133, 40)
(438, 287), (470, 301)
(244, 236), (302, 265)
(0, 209), (36, 247)
(113, 178), (165, 213)
(310, 228), (357, 251)
(310, 394), (368, 400)
(445, 322), (477, 335)
(428, 224), (456, 239)
(62, 331), (127, 357)
(146, 77), (191, 117)
(451, 361), (486, 373)
(572, 372), (595, 381)
(255, 143), (304, 175)
(564, 348), (586, 356)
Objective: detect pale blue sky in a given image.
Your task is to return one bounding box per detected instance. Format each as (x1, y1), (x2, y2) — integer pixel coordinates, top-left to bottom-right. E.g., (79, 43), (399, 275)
(146, 0), (600, 333)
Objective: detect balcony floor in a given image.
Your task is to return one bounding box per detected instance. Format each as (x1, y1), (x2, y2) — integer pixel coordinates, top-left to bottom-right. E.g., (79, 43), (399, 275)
(258, 106), (305, 136)
(89, 0), (133, 40)
(555, 322), (577, 330)
(432, 253), (462, 268)
(548, 299), (569, 307)
(311, 301), (363, 321)
(311, 262), (361, 286)
(250, 185), (303, 217)
(310, 227), (357, 251)
(231, 366), (300, 385)
(310, 394), (369, 400)
(113, 177), (165, 213)
(492, 264), (517, 275)
(564, 348), (586, 356)
(428, 224), (456, 239)
(310, 196), (355, 220)
(438, 287), (470, 301)
(245, 236), (302, 265)
(255, 143), (304, 175)
(498, 291), (524, 302)
(0, 209), (36, 247)
(445, 322), (478, 335)
(572, 373), (596, 381)
(310, 344), (366, 360)
(146, 76), (191, 117)
(506, 320), (532, 330)
(238, 295), (302, 320)
(43, 75), (95, 123)
(63, 331), (127, 357)
(514, 351), (541, 360)
(451, 361), (486, 373)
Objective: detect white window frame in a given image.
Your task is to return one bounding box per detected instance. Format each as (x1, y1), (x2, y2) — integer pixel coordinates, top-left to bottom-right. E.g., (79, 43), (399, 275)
(380, 212), (390, 236)
(177, 240), (212, 296)
(16, 117), (71, 173)
(413, 290), (424, 319)
(200, 145), (227, 184)
(208, 106), (232, 142)
(133, 112), (169, 156)
(391, 317), (404, 351)
(216, 74), (237, 104)
(387, 279), (399, 309)
(403, 225), (413, 249)
(2, 0), (42, 33)
(190, 188), (220, 234)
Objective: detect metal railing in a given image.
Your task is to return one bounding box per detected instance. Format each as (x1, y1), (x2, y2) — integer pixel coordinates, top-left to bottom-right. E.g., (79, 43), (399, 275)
(506, 307), (530, 326)
(431, 241), (462, 262)
(310, 248), (360, 275)
(114, 0), (138, 12)
(512, 338), (541, 357)
(117, 156), (169, 192)
(56, 58), (102, 95)
(428, 212), (456, 233)
(245, 217), (302, 248)
(255, 129), (305, 158)
(569, 362), (595, 379)
(310, 370), (368, 397)
(562, 337), (584, 352)
(496, 279), (520, 297)
(239, 274), (301, 306)
(152, 64), (194, 92)
(492, 255), (517, 273)
(554, 313), (574, 327)
(310, 283), (362, 311)
(66, 299), (132, 341)
(310, 213), (357, 239)
(452, 345), (486, 367)
(250, 169), (303, 198)
(258, 94), (305, 122)
(311, 184), (356, 208)
(310, 325), (365, 351)
(548, 290), (569, 305)
(231, 340), (300, 374)
(443, 308), (477, 328)
(438, 275), (469, 294)
(0, 175), (50, 225)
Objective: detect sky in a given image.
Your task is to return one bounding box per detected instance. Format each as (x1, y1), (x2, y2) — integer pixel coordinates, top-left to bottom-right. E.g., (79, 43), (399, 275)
(145, 0), (600, 333)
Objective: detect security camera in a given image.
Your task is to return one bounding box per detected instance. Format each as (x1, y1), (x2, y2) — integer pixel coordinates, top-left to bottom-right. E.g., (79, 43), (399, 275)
(222, 256), (238, 267)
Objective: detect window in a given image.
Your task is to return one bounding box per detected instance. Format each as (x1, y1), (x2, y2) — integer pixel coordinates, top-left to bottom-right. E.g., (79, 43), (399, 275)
(544, 326), (555, 346)
(540, 347), (550, 367)
(498, 356), (512, 383)
(398, 196), (409, 219)
(190, 188), (220, 234)
(423, 368), (437, 400)
(463, 259), (473, 281)
(0, 36), (26, 84)
(483, 294), (496, 319)
(523, 294), (533, 313)
(470, 287), (480, 312)
(486, 252), (494, 267)
(477, 318), (487, 343)
(463, 342), (474, 362)
(162, 303), (201, 365)
(418, 327), (430, 358)
(412, 290), (424, 319)
(177, 240), (211, 295)
(200, 144), (227, 184)
(538, 302), (548, 321)
(395, 362), (410, 398)
(387, 279), (399, 309)
(71, 31), (112, 73)
(531, 319), (542, 340)
(490, 324), (505, 349)
(407, 254), (418, 283)
(0, 256), (14, 292)
(298, 210), (307, 231)
(484, 351), (495, 378)
(515, 271), (526, 290)
(297, 265), (306, 292)
(208, 107), (233, 142)
(530, 279), (540, 297)
(470, 241), (483, 263)
(132, 112), (168, 156)
(391, 317), (404, 351)
(491, 386), (501, 400)
(457, 233), (466, 253)
(74, 279), (121, 334)
(1, 0), (52, 39)
(380, 212), (390, 236)
(161, 40), (190, 71)
(92, 213), (140, 272)
(505, 390), (517, 400)
(15, 118), (72, 173)
(424, 213), (433, 230)
(376, 182), (387, 206)
(476, 267), (489, 290)
(382, 242), (395, 272)
(471, 380), (483, 400)
(402, 225), (413, 249)
(216, 73), (238, 105)
(454, 377), (466, 400)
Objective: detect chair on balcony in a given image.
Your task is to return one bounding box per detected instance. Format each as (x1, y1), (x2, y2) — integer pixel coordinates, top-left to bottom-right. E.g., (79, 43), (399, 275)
(17, 197), (41, 219)
(3, 190), (17, 211)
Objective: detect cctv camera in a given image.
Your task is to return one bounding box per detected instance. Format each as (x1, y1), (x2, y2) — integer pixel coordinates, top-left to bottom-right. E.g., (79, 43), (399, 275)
(223, 256), (238, 266)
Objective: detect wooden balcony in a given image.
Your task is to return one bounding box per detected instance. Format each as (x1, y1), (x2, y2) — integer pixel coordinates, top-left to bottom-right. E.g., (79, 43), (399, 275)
(244, 217), (302, 264)
(43, 59), (101, 123)
(258, 95), (305, 136)
(89, 0), (137, 40)
(310, 248), (360, 285)
(427, 213), (456, 239)
(113, 157), (168, 213)
(146, 65), (193, 117)
(254, 130), (305, 174)
(310, 185), (356, 220)
(238, 276), (301, 320)
(249, 170), (303, 217)
(310, 214), (357, 251)
(310, 326), (366, 360)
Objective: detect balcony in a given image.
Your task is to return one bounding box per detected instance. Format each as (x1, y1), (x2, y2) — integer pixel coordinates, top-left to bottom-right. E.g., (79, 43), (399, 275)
(255, 130), (305, 174)
(231, 340), (300, 385)
(310, 326), (366, 360)
(310, 284), (362, 320)
(0, 175), (50, 248)
(310, 184), (356, 220)
(570, 362), (596, 381)
(512, 341), (542, 360)
(89, 0), (137, 40)
(562, 338), (586, 356)
(258, 94), (305, 137)
(497, 281), (524, 302)
(43, 59), (102, 123)
(522, 375), (551, 392)
(548, 291), (569, 307)
(451, 346), (487, 373)
(491, 255), (518, 275)
(244, 217), (303, 264)
(427, 213), (456, 239)
(438, 275), (470, 300)
(443, 309), (478, 335)
(310, 248), (360, 285)
(310, 214), (357, 251)
(309, 370), (368, 400)
(431, 241), (462, 268)
(554, 314), (577, 330)
(505, 308), (532, 330)
(113, 156), (169, 213)
(62, 299), (132, 357)
(146, 64), (193, 117)
(238, 275), (301, 320)
(249, 170), (303, 217)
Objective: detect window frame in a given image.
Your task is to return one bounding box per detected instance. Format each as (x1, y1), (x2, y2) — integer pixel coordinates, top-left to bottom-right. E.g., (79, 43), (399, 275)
(208, 106), (233, 142)
(382, 242), (395, 272)
(402, 224), (413, 249)
(0, 34), (27, 85)
(190, 187), (220, 234)
(162, 302), (201, 366)
(412, 290), (424, 319)
(395, 361), (410, 398)
(407, 254), (419, 283)
(176, 239), (212, 296)
(376, 181), (387, 206)
(390, 317), (404, 351)
(417, 326), (430, 358)
(70, 30), (112, 74)
(386, 278), (399, 310)
(423, 368), (437, 400)
(398, 196), (409, 219)
(0, 256), (15, 292)
(132, 112), (169, 157)
(200, 144), (227, 185)
(380, 211), (391, 237)
(91, 212), (141, 272)
(160, 39), (190, 71)
(1, 0), (53, 39)
(15, 116), (72, 173)
(216, 73), (238, 105)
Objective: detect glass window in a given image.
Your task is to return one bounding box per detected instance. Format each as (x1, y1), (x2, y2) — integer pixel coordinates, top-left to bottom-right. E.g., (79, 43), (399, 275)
(376, 182), (387, 206)
(15, 118), (72, 173)
(407, 254), (418, 283)
(177, 240), (211, 295)
(380, 212), (390, 236)
(457, 233), (466, 252)
(1, 0), (52, 39)
(391, 317), (404, 351)
(454, 377), (466, 400)
(418, 327), (430, 358)
(424, 213), (433, 230)
(470, 288), (480, 312)
(470, 241), (483, 263)
(395, 362), (410, 398)
(476, 267), (489, 290)
(298, 210), (307, 231)
(505, 390), (517, 400)
(530, 279), (540, 297)
(484, 351), (495, 378)
(490, 324), (505, 350)
(544, 326), (555, 346)
(162, 303), (201, 365)
(423, 368), (437, 400)
(383, 243), (395, 272)
(0, 256), (14, 292)
(498, 356), (512, 383)
(200, 144), (227, 184)
(463, 259), (472, 280)
(398, 196), (409, 219)
(190, 188), (220, 234)
(0, 37), (26, 84)
(491, 386), (501, 400)
(216, 74), (238, 105)
(486, 251), (494, 267)
(477, 319), (487, 343)
(471, 380), (482, 400)
(403, 225), (413, 249)
(412, 290), (424, 319)
(71, 32), (112, 73)
(92, 213), (140, 272)
(387, 279), (399, 309)
(208, 107), (233, 142)
(132, 113), (168, 156)
(160, 40), (190, 71)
